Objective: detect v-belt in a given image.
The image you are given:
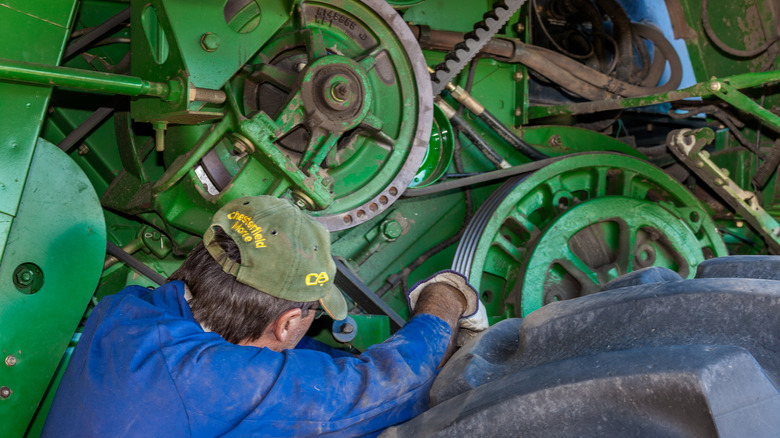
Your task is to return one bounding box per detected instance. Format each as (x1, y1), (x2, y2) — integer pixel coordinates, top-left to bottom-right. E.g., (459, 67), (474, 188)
(403, 154), (571, 197)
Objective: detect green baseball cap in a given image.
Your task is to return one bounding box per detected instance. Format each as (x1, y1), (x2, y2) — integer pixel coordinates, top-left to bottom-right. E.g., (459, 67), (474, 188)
(203, 196), (347, 321)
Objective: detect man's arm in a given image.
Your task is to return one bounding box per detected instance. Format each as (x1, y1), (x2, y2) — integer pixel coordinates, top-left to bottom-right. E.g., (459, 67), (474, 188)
(412, 283), (467, 366)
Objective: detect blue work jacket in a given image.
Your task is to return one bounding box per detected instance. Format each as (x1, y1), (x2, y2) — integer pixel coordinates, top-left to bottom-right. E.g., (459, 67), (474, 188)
(42, 281), (450, 437)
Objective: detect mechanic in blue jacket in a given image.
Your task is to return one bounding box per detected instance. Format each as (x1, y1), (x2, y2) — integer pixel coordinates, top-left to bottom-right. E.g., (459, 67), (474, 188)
(43, 195), (487, 437)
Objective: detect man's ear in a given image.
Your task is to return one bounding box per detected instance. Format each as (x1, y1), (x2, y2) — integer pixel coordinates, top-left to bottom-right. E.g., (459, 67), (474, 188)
(272, 308), (304, 344)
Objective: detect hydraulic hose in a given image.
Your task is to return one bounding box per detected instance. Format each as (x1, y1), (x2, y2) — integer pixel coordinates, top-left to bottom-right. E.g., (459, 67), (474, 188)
(436, 97), (509, 169)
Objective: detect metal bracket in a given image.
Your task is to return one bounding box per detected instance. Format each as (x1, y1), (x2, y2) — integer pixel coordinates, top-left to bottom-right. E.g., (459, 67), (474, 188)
(667, 128), (780, 254)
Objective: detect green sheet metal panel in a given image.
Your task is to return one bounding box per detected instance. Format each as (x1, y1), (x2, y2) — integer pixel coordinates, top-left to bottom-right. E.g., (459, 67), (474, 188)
(0, 139), (106, 437)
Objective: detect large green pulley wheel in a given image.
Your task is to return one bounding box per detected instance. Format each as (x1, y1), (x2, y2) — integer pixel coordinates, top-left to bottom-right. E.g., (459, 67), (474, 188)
(452, 153), (728, 318)
(237, 0), (432, 230)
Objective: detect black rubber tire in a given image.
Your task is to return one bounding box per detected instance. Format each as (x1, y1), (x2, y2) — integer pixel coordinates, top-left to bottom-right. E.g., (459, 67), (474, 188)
(381, 256), (780, 437)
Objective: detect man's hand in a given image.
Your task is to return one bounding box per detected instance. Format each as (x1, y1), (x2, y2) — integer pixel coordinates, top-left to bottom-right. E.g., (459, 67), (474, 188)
(407, 270), (490, 365)
(412, 282), (467, 366)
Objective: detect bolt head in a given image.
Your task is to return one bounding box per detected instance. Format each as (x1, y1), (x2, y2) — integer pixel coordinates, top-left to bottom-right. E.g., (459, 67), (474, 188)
(200, 33), (220, 52)
(381, 220), (403, 240)
(14, 269), (33, 286)
(5, 356), (16, 367)
(0, 386), (11, 399)
(709, 82), (722, 92)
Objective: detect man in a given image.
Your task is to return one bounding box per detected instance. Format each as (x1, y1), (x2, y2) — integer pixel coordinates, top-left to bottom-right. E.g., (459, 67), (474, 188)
(43, 196), (485, 436)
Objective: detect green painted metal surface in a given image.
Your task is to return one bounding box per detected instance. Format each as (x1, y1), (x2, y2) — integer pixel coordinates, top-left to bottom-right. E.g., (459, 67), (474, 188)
(0, 0), (78, 252)
(0, 139), (105, 437)
(410, 104), (454, 187)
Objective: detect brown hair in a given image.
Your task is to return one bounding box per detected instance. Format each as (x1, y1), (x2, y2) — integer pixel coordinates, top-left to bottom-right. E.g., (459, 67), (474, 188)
(169, 228), (317, 344)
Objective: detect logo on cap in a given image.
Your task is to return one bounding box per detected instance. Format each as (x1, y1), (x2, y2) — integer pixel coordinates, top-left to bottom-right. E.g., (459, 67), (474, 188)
(306, 272), (329, 287)
(227, 211), (267, 248)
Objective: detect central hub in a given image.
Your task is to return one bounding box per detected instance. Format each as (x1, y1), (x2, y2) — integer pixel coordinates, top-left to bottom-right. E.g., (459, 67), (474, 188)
(300, 56), (373, 132)
(321, 74), (357, 110)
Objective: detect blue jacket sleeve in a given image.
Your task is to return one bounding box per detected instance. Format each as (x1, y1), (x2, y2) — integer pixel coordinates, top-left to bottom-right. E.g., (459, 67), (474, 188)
(161, 314), (451, 436)
(295, 336), (355, 358)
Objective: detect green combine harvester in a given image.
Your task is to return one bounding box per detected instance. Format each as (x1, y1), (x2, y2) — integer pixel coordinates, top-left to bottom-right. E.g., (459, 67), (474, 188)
(3, 0), (780, 435)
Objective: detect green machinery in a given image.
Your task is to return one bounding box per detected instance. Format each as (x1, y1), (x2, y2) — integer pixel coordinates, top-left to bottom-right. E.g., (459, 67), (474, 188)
(2, 0), (780, 435)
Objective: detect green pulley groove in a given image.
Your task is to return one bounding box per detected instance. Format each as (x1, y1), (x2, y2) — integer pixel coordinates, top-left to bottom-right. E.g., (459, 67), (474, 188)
(452, 153), (728, 318)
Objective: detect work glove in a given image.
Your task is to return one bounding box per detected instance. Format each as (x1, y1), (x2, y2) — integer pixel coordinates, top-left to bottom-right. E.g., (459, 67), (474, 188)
(406, 270), (489, 345)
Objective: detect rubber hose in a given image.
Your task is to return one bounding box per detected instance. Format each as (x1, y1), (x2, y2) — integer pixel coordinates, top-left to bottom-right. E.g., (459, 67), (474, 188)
(570, 0), (608, 72)
(632, 23), (681, 90)
(479, 111), (549, 160)
(521, 28), (682, 97)
(450, 113), (506, 168)
(631, 30), (652, 83)
(593, 0), (633, 81)
(511, 46), (613, 100)
(753, 140), (780, 189)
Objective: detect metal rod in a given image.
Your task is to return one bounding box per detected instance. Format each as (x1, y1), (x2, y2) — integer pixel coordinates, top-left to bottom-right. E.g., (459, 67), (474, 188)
(0, 57), (170, 98)
(64, 7), (131, 60)
(58, 96), (123, 153)
(106, 240), (167, 286)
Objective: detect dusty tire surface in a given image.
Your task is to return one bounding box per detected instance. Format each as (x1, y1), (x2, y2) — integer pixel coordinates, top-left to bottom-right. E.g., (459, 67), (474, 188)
(382, 257), (780, 437)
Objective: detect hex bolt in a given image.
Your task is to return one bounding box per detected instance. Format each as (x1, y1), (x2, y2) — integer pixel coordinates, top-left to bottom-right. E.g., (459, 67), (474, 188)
(340, 323), (354, 334)
(5, 356), (16, 367)
(514, 107), (522, 117)
(381, 220), (403, 241)
(0, 386), (11, 399)
(200, 33), (220, 52)
(513, 71), (524, 81)
(709, 82), (722, 92)
(77, 144), (90, 155)
(515, 23), (525, 33)
(332, 83), (349, 101)
(15, 268), (33, 287)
